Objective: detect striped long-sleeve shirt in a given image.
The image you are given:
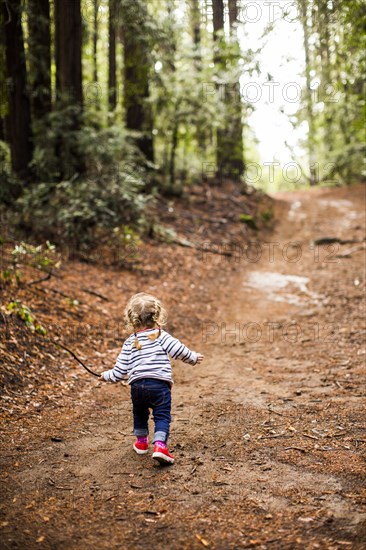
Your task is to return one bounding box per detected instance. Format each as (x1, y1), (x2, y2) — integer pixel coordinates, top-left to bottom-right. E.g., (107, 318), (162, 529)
(101, 328), (198, 385)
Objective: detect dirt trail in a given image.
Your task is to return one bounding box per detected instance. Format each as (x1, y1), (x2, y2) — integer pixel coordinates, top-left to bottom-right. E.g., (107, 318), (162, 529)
(1, 185), (365, 549)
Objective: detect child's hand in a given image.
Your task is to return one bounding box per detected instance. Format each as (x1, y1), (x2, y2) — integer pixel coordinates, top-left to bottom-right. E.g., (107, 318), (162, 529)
(196, 353), (204, 364)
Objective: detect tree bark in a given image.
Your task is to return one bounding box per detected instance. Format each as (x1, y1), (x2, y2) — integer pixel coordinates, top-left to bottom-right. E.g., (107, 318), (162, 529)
(108, 0), (117, 111)
(27, 0), (51, 124)
(316, 0), (333, 154)
(2, 0), (33, 180)
(169, 115), (179, 190)
(93, 0), (99, 83)
(212, 0), (244, 181)
(212, 0), (224, 41)
(228, 0), (238, 28)
(54, 0), (83, 106)
(212, 0), (224, 66)
(54, 0), (84, 177)
(190, 0), (205, 151)
(212, 0), (225, 178)
(227, 0), (244, 178)
(0, 4), (6, 143)
(122, 0), (154, 162)
(190, 0), (201, 59)
(299, 0), (317, 185)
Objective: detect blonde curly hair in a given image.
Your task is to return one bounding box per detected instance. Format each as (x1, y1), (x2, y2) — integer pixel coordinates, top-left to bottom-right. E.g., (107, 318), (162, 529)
(124, 292), (167, 330)
(124, 293), (167, 350)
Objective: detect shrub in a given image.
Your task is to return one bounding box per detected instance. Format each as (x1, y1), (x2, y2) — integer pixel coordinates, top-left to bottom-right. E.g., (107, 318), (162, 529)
(7, 300), (47, 335)
(17, 124), (151, 246)
(1, 240), (60, 285)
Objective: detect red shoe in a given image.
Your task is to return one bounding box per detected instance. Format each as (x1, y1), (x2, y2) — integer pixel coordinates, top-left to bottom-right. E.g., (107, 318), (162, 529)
(152, 443), (174, 464)
(133, 440), (148, 455)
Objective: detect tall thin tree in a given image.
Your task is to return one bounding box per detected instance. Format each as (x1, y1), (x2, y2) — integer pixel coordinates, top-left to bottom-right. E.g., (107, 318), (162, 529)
(212, 0), (226, 178)
(93, 0), (99, 83)
(122, 0), (154, 162)
(190, 0), (202, 69)
(0, 4), (6, 142)
(299, 0), (317, 185)
(190, 0), (206, 152)
(27, 0), (52, 125)
(212, 0), (224, 43)
(108, 0), (117, 112)
(227, 0), (244, 178)
(2, 0), (33, 180)
(54, 0), (83, 177)
(54, 0), (83, 106)
(315, 0), (334, 155)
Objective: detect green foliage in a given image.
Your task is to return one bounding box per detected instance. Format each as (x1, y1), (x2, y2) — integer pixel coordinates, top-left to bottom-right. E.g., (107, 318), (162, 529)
(0, 141), (21, 203)
(2, 240), (60, 285)
(12, 241), (60, 271)
(106, 225), (143, 266)
(260, 208), (274, 223)
(110, 225), (141, 249)
(30, 104), (82, 182)
(151, 224), (177, 243)
(4, 0), (364, 246)
(239, 214), (257, 230)
(7, 300), (47, 335)
(150, 4), (246, 190)
(18, 123), (150, 245)
(296, 0), (365, 184)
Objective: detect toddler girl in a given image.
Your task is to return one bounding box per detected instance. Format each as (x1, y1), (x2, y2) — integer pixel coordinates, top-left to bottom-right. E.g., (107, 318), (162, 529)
(101, 292), (204, 464)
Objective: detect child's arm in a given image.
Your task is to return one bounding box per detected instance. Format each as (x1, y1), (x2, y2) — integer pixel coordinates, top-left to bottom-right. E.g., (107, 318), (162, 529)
(159, 331), (203, 365)
(101, 340), (129, 382)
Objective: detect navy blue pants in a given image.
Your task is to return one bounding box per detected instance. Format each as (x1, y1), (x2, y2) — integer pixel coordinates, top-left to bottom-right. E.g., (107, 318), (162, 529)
(130, 378), (172, 443)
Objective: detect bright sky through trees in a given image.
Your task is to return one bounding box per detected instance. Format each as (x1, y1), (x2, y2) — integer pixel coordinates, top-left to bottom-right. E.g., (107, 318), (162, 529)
(237, 2), (306, 164)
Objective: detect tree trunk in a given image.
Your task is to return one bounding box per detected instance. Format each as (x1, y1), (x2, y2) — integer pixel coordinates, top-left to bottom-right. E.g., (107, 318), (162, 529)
(316, 0), (333, 154)
(299, 0), (317, 185)
(122, 0), (154, 162)
(2, 0), (33, 180)
(27, 0), (51, 125)
(228, 0), (238, 28)
(108, 0), (117, 112)
(212, 0), (225, 178)
(54, 0), (83, 106)
(212, 0), (244, 181)
(212, 0), (224, 66)
(190, 0), (206, 152)
(166, 1), (178, 188)
(212, 0), (224, 41)
(0, 4), (7, 143)
(227, 0), (244, 178)
(169, 117), (179, 190)
(190, 0), (201, 65)
(93, 0), (99, 83)
(54, 0), (84, 177)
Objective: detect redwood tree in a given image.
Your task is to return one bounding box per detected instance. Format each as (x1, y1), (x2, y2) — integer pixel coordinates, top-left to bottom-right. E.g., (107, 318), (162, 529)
(212, 0), (226, 177)
(2, 0), (33, 179)
(54, 0), (83, 106)
(299, 0), (317, 185)
(190, 0), (206, 152)
(227, 0), (244, 178)
(122, 0), (154, 162)
(190, 0), (201, 68)
(93, 0), (99, 83)
(212, 0), (244, 180)
(54, 0), (83, 177)
(0, 4), (6, 142)
(108, 0), (117, 112)
(27, 0), (51, 125)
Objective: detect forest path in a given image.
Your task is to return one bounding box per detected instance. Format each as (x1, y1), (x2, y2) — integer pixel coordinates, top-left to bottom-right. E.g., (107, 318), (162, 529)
(1, 185), (365, 549)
